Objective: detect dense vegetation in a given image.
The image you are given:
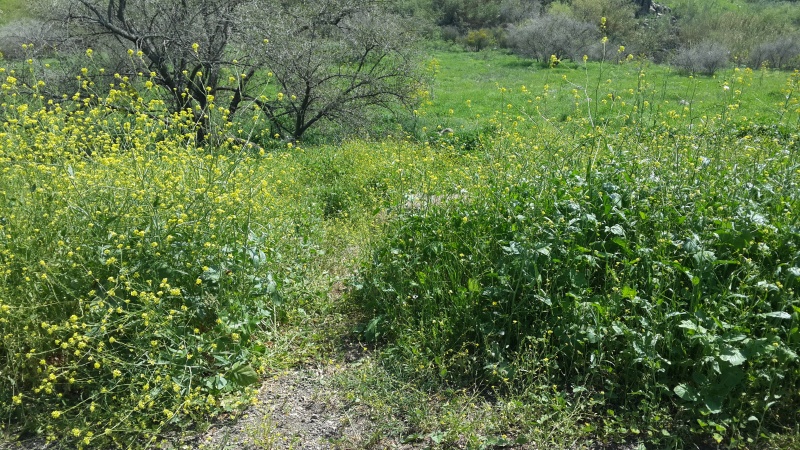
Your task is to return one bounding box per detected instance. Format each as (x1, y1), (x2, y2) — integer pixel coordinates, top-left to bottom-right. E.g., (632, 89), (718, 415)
(1, 0), (799, 449)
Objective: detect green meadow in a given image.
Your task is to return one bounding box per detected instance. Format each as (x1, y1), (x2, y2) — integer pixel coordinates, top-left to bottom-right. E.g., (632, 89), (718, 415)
(1, 44), (799, 450)
(0, 0), (28, 25)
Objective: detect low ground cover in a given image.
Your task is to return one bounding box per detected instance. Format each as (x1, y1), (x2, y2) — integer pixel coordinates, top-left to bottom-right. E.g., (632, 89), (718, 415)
(1, 49), (798, 448)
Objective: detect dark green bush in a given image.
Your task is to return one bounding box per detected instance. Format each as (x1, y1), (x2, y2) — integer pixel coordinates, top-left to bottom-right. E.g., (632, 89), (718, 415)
(434, 0), (503, 29)
(355, 135), (800, 444)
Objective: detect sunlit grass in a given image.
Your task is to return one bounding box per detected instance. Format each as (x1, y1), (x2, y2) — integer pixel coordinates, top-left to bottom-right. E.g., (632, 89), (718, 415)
(415, 49), (791, 139)
(0, 0), (30, 25)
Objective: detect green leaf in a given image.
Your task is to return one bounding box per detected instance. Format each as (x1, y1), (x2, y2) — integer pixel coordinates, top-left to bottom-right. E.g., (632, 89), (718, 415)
(719, 348), (746, 366)
(674, 383), (697, 401)
(705, 396), (723, 414)
(205, 374), (228, 391)
(429, 431), (445, 444)
(227, 362), (259, 387)
(755, 281), (779, 292)
(402, 434), (423, 444)
(693, 250), (716, 264)
(534, 243), (551, 256)
(606, 224), (626, 236)
(679, 320), (706, 334)
(621, 286), (636, 300)
(611, 237), (631, 255)
(760, 311), (791, 320)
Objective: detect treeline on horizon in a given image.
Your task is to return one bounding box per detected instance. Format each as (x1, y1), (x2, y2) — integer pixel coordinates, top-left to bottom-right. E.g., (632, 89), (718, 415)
(3, 0), (800, 72)
(397, 0), (800, 71)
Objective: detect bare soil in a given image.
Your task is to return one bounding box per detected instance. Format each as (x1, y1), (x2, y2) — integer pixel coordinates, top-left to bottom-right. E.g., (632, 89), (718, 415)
(179, 363), (411, 450)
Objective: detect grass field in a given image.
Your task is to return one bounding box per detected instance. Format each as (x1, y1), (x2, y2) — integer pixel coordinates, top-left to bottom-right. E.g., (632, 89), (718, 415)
(1, 46), (799, 449)
(415, 49), (790, 134)
(0, 0), (29, 26)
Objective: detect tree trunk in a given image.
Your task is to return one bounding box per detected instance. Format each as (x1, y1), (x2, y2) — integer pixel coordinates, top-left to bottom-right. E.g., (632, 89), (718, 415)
(633, 0), (653, 17)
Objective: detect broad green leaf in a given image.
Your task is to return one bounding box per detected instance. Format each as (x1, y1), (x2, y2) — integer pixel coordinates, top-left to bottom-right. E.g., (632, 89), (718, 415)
(704, 397), (723, 414)
(779, 346), (798, 360)
(674, 383), (697, 401)
(719, 348), (746, 366)
(621, 286), (636, 300)
(606, 224), (625, 236)
(429, 431), (445, 444)
(611, 237), (631, 255)
(755, 281), (779, 292)
(227, 362), (259, 387)
(205, 374), (228, 391)
(679, 320), (705, 333)
(760, 311), (791, 319)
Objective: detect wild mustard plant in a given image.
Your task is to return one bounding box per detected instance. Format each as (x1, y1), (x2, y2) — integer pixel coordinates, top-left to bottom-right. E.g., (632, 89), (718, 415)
(0, 58), (309, 446)
(0, 48), (460, 446)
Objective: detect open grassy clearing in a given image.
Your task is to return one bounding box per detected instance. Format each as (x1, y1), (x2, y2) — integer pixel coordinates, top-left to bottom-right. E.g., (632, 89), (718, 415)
(0, 0), (29, 26)
(1, 48), (799, 449)
(414, 49), (790, 138)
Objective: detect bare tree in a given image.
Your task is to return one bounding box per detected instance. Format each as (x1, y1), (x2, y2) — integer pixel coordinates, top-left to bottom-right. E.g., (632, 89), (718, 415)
(37, 0), (420, 142)
(507, 14), (600, 63)
(36, 0), (251, 142)
(240, 0), (421, 140)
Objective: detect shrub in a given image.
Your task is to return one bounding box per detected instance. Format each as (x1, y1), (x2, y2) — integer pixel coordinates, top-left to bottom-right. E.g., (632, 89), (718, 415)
(355, 133), (800, 445)
(507, 14), (599, 63)
(353, 67), (800, 445)
(0, 65), (312, 447)
(672, 41), (729, 75)
(462, 28), (495, 51)
(440, 25), (462, 43)
(434, 0), (503, 29)
(671, 2), (798, 61)
(569, 0), (638, 44)
(747, 36), (800, 70)
(498, 0), (541, 24)
(630, 13), (681, 63)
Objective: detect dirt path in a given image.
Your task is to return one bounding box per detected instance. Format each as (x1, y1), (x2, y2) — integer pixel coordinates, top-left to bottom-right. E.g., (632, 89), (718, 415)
(178, 363), (412, 450)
